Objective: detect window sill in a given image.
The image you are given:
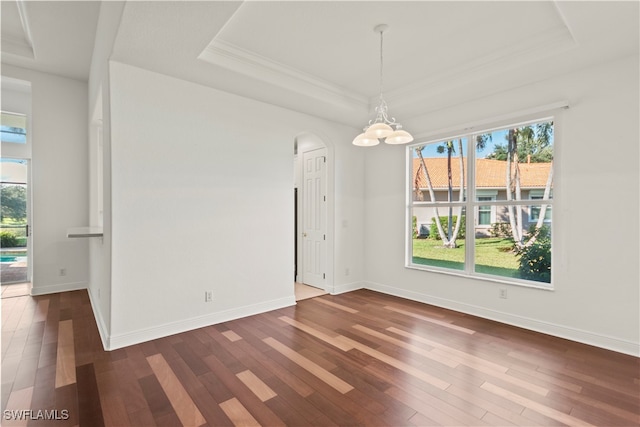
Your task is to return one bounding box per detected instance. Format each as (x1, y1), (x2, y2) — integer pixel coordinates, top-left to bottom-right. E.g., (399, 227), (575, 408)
(405, 263), (554, 291)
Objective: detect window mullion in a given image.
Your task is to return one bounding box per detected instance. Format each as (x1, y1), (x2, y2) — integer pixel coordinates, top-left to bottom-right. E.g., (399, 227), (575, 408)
(466, 133), (475, 275)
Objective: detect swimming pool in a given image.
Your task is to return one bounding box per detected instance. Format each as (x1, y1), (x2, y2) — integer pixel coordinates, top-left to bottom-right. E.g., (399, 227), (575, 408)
(0, 253), (26, 263)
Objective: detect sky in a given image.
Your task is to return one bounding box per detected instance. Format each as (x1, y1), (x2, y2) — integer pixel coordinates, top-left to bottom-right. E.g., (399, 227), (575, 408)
(413, 123), (554, 159)
(414, 129), (509, 159)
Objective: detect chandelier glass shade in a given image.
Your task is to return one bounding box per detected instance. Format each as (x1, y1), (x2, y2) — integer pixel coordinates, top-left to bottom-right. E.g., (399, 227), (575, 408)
(353, 24), (413, 147)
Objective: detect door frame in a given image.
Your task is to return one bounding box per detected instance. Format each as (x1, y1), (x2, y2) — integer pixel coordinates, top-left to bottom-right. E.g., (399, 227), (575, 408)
(295, 132), (334, 293)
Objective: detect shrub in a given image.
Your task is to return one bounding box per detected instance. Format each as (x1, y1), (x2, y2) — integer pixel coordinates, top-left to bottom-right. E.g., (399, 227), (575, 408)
(490, 222), (512, 238)
(412, 216), (417, 238)
(430, 215), (466, 240)
(517, 225), (551, 283)
(0, 231), (19, 248)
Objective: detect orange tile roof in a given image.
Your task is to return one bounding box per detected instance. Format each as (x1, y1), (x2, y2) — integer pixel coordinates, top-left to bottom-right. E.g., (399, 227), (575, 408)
(412, 157), (551, 189)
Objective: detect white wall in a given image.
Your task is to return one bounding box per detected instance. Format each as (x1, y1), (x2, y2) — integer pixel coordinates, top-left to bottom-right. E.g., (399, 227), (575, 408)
(1, 64), (89, 295)
(106, 61), (363, 349)
(87, 0), (125, 348)
(363, 55), (640, 356)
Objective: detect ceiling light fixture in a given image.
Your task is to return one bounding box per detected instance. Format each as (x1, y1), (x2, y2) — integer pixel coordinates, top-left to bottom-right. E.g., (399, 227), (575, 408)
(353, 24), (413, 147)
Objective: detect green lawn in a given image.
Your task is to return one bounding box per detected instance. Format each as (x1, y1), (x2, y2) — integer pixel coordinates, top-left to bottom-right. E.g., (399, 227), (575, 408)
(412, 237), (520, 278)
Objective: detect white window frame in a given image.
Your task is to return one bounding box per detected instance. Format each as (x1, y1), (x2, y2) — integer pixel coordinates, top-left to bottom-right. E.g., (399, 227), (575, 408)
(406, 114), (557, 290)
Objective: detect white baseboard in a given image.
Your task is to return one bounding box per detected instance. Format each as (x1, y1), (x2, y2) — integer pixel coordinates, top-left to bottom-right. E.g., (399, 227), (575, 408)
(87, 287), (110, 351)
(364, 281), (640, 357)
(331, 281), (364, 295)
(106, 295), (296, 350)
(30, 281), (87, 296)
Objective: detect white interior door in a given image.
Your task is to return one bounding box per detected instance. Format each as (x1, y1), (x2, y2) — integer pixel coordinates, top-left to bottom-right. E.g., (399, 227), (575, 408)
(302, 148), (326, 288)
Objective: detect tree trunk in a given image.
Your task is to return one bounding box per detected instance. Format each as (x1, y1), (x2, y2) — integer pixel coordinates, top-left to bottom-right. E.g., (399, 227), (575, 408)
(447, 147), (453, 242)
(449, 139), (466, 247)
(514, 151), (523, 244)
(416, 149), (447, 242)
(506, 129), (522, 247)
(526, 161), (554, 247)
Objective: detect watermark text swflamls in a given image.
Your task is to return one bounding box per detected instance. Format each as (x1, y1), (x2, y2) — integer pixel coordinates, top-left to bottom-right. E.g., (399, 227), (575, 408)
(3, 409), (70, 421)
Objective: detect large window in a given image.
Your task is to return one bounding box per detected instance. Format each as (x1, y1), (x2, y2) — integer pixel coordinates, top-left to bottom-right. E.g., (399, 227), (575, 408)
(1, 112), (27, 144)
(408, 118), (553, 286)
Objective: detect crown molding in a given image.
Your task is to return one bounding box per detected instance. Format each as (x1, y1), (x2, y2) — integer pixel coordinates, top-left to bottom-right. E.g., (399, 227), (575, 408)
(383, 26), (578, 115)
(1, 35), (35, 60)
(198, 39), (368, 113)
(2, 0), (35, 60)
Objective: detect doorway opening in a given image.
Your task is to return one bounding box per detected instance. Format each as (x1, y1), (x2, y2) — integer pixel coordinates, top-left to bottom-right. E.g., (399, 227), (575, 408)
(294, 132), (333, 300)
(1, 157), (31, 294)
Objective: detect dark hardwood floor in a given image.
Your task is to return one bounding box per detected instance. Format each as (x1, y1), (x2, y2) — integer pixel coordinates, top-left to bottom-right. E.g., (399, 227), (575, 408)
(2, 289), (639, 426)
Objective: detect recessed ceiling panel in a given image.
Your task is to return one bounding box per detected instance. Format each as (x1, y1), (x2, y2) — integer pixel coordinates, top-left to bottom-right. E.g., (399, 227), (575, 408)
(201, 1), (575, 100)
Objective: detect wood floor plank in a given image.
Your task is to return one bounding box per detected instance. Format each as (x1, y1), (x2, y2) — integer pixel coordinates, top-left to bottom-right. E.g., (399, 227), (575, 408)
(384, 304), (476, 334)
(202, 352), (286, 427)
(352, 323), (459, 368)
(263, 336), (354, 394)
(1, 289), (638, 427)
(3, 386), (33, 427)
(279, 316), (353, 351)
(219, 397), (260, 427)
(336, 334), (451, 390)
(232, 335), (316, 398)
(481, 381), (597, 427)
(137, 373), (177, 425)
(55, 320), (76, 388)
(95, 370), (132, 427)
(222, 330), (243, 342)
(387, 326), (508, 373)
(76, 363), (105, 427)
(146, 353), (206, 427)
(236, 370), (277, 402)
(314, 298), (359, 313)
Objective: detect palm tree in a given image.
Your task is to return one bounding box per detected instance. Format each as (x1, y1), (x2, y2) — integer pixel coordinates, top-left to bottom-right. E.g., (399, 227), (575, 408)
(415, 139), (464, 248)
(415, 147), (448, 243)
(415, 135), (492, 248)
(502, 123), (553, 249)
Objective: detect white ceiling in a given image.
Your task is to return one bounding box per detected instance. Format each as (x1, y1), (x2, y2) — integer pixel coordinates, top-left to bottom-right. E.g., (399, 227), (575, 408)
(2, 1), (639, 128)
(1, 0), (100, 81)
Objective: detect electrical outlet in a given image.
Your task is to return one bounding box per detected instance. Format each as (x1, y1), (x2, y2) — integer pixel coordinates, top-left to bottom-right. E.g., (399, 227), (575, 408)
(345, 267), (350, 276)
(205, 291), (213, 302)
(98, 288), (101, 299)
(499, 288), (508, 299)
(59, 268), (67, 276)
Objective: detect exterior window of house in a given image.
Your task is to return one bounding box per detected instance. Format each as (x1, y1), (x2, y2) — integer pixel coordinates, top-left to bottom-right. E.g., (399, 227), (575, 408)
(1, 112), (27, 144)
(530, 191), (552, 222)
(408, 117), (554, 287)
(478, 197), (493, 225)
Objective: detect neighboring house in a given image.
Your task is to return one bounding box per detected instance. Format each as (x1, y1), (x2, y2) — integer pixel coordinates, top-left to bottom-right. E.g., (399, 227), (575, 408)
(412, 157), (552, 237)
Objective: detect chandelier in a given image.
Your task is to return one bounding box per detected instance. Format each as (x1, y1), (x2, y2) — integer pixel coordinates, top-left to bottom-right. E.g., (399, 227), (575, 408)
(353, 24), (413, 147)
